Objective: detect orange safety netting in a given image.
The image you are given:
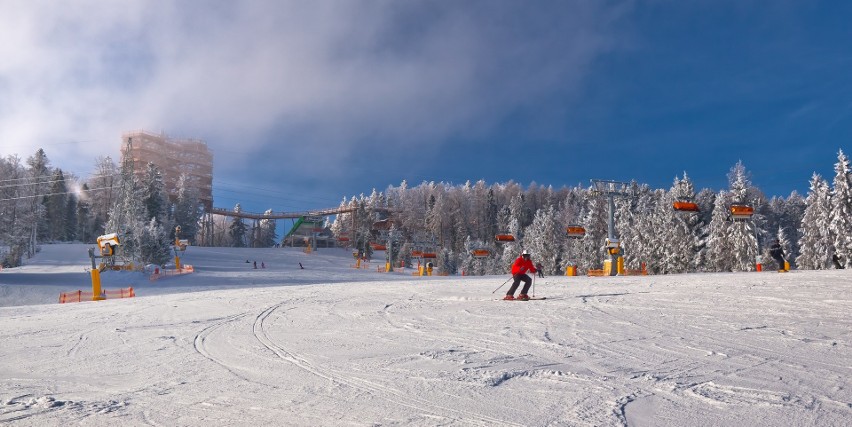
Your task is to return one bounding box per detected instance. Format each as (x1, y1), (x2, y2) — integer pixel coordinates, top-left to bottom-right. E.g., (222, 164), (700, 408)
(149, 265), (194, 281)
(59, 287), (135, 303)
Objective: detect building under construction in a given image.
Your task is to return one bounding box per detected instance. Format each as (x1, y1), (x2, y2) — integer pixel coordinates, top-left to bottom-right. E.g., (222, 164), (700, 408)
(121, 130), (213, 211)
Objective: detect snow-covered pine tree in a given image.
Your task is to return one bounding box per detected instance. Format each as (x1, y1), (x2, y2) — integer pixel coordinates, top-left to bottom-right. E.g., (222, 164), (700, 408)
(87, 156), (119, 230)
(329, 197), (350, 242)
(139, 217), (171, 266)
(173, 174), (201, 244)
(104, 154), (146, 263)
(459, 236), (478, 276)
(26, 149), (51, 251)
(523, 205), (562, 275)
(829, 149), (852, 268)
(726, 162), (761, 271)
(782, 191), (806, 262)
(76, 183), (95, 244)
(141, 162), (168, 225)
(45, 169), (68, 241)
(798, 174), (833, 269)
(257, 209), (278, 247)
(229, 204), (248, 247)
(705, 190), (732, 271)
(0, 155), (32, 266)
(64, 191), (78, 242)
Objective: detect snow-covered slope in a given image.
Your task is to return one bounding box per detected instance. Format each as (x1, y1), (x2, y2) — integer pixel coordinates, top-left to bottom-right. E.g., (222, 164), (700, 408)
(0, 245), (849, 426)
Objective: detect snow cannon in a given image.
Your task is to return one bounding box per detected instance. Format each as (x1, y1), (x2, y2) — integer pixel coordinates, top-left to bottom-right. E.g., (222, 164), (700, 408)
(97, 233), (120, 257)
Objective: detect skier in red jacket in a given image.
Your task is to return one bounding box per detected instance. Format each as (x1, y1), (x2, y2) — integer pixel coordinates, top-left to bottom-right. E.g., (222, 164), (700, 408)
(504, 250), (537, 301)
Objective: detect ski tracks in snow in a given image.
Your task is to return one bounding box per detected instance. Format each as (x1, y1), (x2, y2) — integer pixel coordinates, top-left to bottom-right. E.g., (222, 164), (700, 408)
(252, 299), (518, 426)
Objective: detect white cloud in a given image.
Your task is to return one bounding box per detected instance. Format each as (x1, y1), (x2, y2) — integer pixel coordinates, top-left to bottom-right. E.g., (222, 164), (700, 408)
(0, 1), (625, 178)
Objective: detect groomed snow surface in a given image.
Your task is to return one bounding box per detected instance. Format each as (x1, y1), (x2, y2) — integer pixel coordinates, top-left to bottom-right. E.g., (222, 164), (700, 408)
(1, 244), (850, 426)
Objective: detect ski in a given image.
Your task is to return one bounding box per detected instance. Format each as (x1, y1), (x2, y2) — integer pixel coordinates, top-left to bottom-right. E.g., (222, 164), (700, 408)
(496, 297), (547, 301)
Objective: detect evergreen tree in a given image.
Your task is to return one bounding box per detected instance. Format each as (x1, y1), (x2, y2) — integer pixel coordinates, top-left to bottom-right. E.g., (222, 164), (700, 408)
(829, 150), (852, 268)
(258, 209), (278, 247)
(229, 204), (248, 247)
(45, 169), (68, 241)
(705, 190), (733, 271)
(104, 150), (147, 263)
(64, 192), (78, 241)
(139, 217), (171, 265)
(26, 149), (51, 251)
(524, 205), (561, 275)
(726, 162), (761, 271)
(141, 162), (168, 224)
(88, 156), (119, 232)
(76, 184), (95, 244)
(797, 174), (833, 269)
(173, 174), (201, 244)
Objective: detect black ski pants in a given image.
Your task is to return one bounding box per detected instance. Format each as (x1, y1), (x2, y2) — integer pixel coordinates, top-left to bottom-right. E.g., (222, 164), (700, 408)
(772, 255), (785, 270)
(507, 273), (532, 296)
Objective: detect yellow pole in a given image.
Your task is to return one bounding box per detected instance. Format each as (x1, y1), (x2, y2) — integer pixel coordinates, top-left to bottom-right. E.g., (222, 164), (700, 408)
(617, 257), (625, 275)
(91, 269), (105, 301)
(175, 255), (181, 270)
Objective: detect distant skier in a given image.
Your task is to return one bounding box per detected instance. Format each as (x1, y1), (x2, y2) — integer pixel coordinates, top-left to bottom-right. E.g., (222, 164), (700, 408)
(261, 261), (265, 269)
(299, 262), (304, 269)
(832, 254), (844, 269)
(535, 262), (545, 278)
(253, 261), (257, 269)
(768, 240), (787, 272)
(504, 250), (537, 301)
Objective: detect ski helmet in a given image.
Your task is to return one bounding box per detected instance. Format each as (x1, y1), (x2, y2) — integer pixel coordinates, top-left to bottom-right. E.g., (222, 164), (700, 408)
(522, 250), (530, 257)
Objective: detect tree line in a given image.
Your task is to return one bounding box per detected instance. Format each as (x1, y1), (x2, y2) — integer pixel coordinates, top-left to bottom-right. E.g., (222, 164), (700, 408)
(0, 148), (202, 267)
(330, 152), (851, 275)
(3, 147), (849, 275)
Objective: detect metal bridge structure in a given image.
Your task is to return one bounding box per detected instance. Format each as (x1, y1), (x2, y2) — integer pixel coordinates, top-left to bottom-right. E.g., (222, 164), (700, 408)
(200, 206), (394, 248)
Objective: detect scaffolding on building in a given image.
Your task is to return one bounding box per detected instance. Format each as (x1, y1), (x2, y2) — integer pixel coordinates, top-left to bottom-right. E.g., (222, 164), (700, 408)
(121, 130), (214, 211)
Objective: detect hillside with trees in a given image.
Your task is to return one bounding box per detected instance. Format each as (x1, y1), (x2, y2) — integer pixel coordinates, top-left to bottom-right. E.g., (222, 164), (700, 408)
(2, 147), (849, 275)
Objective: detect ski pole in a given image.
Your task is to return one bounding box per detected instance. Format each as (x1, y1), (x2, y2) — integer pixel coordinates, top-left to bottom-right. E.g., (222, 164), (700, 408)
(492, 276), (513, 293)
(532, 274), (536, 297)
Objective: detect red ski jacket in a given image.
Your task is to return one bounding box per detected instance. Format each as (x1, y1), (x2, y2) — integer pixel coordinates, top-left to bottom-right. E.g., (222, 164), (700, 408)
(511, 256), (537, 275)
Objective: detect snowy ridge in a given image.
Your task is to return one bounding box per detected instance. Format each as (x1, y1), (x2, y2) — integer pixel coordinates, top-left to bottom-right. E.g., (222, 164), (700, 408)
(0, 244), (850, 426)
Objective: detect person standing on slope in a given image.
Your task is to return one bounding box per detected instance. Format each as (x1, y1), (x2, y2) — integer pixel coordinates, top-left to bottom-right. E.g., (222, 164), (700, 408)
(505, 250), (537, 301)
(768, 239), (787, 272)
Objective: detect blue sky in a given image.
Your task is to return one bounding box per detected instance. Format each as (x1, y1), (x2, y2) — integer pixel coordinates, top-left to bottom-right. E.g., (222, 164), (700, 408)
(1, 1), (849, 214)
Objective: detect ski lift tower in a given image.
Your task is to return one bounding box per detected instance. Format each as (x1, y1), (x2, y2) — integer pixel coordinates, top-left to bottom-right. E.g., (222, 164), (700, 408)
(590, 179), (633, 276)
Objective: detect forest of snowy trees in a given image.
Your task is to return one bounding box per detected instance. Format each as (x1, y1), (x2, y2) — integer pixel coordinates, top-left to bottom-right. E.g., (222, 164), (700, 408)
(2, 147), (850, 276)
(329, 152), (852, 276)
(0, 148), (202, 267)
